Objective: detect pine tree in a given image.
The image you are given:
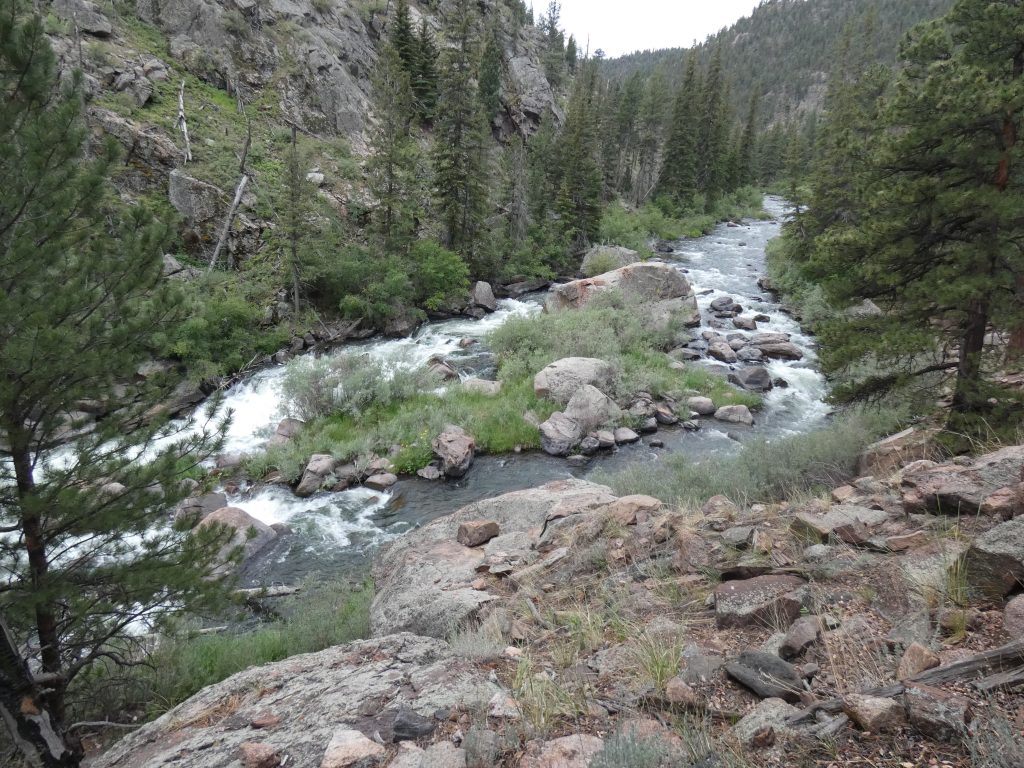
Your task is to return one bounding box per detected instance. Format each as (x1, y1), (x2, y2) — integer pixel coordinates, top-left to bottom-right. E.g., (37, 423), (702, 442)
(0, 7), (230, 764)
(478, 23), (503, 120)
(696, 44), (730, 207)
(737, 87), (760, 186)
(411, 19), (439, 120)
(432, 0), (490, 261)
(391, 0), (417, 72)
(565, 34), (577, 73)
(656, 55), (700, 206)
(805, 0), (1024, 428)
(556, 58), (603, 250)
(368, 44), (421, 252)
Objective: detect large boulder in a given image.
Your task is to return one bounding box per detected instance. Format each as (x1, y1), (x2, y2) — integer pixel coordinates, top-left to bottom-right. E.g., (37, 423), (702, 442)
(91, 634), (500, 768)
(539, 412), (584, 457)
(168, 169), (224, 225)
(714, 405), (754, 426)
(901, 445), (1024, 517)
(858, 427), (940, 477)
(470, 281), (497, 312)
(546, 263), (700, 328)
(730, 367), (773, 392)
(534, 357), (616, 405)
(962, 516), (1024, 600)
(432, 425), (476, 478)
(198, 507), (277, 565)
(580, 245), (639, 276)
(53, 0), (112, 36)
(371, 480), (617, 637)
(563, 385), (622, 433)
(294, 453), (340, 497)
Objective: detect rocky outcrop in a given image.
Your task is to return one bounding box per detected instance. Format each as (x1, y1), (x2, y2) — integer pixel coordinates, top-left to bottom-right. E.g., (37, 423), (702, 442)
(963, 516), (1024, 600)
(91, 634), (500, 768)
(533, 357), (616, 405)
(370, 480), (616, 637)
(546, 263), (700, 329)
(901, 444), (1024, 517)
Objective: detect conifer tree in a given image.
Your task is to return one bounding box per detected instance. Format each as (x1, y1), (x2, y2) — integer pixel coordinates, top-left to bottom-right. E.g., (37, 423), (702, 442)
(737, 87), (760, 186)
(556, 58), (603, 250)
(411, 19), (439, 120)
(478, 23), (503, 119)
(432, 0), (490, 261)
(368, 44), (421, 253)
(391, 0), (417, 71)
(695, 44), (731, 207)
(656, 55), (700, 206)
(805, 0), (1024, 427)
(0, 7), (230, 763)
(565, 34), (578, 73)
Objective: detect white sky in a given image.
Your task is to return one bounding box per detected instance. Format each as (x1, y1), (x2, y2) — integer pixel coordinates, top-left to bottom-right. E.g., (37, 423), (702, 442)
(552, 1), (763, 57)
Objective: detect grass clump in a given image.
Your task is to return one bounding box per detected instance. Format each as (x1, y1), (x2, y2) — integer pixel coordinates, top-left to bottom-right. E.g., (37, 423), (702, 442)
(73, 580), (372, 722)
(601, 409), (902, 507)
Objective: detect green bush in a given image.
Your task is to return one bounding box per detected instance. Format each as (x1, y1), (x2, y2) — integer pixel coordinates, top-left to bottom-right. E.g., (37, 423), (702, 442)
(410, 240), (470, 312)
(280, 353), (440, 421)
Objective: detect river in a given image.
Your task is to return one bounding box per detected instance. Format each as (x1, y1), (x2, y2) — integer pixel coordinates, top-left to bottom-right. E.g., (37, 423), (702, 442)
(206, 196), (829, 586)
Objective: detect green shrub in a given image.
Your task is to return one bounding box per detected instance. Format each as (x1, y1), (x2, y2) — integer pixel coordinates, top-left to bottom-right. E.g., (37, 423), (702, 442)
(411, 240), (470, 312)
(280, 353), (440, 421)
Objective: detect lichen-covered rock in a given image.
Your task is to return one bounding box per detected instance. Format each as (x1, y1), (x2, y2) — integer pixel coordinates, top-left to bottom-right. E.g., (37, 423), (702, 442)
(580, 245), (639, 276)
(91, 634), (501, 768)
(963, 516), (1024, 600)
(902, 445), (1024, 517)
(539, 412), (584, 457)
(563, 385), (622, 433)
(534, 358), (616, 406)
(371, 480), (617, 638)
(714, 575), (806, 629)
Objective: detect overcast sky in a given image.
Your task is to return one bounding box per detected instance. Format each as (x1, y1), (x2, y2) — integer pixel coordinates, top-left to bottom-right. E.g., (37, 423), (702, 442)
(552, 1), (763, 58)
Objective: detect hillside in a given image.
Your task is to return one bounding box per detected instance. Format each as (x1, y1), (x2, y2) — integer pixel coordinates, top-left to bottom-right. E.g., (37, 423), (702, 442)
(602, 0), (956, 120)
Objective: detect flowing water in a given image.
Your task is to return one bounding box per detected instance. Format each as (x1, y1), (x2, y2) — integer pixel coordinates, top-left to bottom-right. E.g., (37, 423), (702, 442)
(199, 196), (829, 587)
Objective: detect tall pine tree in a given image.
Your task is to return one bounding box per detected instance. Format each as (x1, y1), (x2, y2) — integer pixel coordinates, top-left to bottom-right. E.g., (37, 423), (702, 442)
(656, 54), (700, 207)
(556, 58), (603, 251)
(0, 6), (230, 763)
(432, 0), (490, 262)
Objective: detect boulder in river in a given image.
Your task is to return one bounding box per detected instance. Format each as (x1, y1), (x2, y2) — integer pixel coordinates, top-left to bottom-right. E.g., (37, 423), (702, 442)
(758, 341), (804, 361)
(534, 357), (616, 405)
(714, 405), (754, 426)
(687, 397), (716, 416)
(709, 341), (738, 364)
(199, 507), (277, 566)
(730, 367), (774, 392)
(563, 385), (622, 433)
(432, 425), (476, 478)
(295, 454), (340, 497)
(470, 281), (497, 312)
(539, 412), (583, 457)
(546, 263), (700, 329)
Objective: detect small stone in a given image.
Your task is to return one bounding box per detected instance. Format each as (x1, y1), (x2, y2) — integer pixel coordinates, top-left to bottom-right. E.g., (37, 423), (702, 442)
(780, 616), (822, 660)
(686, 396), (716, 416)
(457, 520), (500, 548)
(1004, 594), (1024, 636)
(321, 727), (385, 768)
(519, 735), (604, 768)
(664, 676), (700, 708)
(886, 531), (930, 551)
(250, 713), (282, 730)
(471, 578), (487, 590)
(613, 427), (640, 444)
(903, 684), (972, 742)
(723, 526), (754, 549)
(897, 642), (941, 680)
(239, 741), (280, 768)
(392, 706), (436, 742)
(842, 694), (906, 733)
(417, 465), (443, 481)
(732, 698), (798, 747)
(832, 485), (857, 503)
(487, 692), (521, 720)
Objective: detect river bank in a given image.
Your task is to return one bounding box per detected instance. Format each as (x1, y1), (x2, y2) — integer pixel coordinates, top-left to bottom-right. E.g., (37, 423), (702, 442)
(168, 197), (832, 587)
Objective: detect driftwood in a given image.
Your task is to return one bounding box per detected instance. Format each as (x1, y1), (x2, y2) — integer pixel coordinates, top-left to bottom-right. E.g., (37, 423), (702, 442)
(208, 122), (252, 273)
(786, 637), (1024, 725)
(175, 80), (192, 163)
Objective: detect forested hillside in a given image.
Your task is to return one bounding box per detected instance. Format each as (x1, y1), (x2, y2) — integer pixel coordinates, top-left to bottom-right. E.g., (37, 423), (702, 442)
(603, 0), (956, 121)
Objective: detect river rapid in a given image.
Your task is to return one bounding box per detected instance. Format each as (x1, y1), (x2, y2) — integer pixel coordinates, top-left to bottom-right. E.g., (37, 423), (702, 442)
(205, 196), (829, 586)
